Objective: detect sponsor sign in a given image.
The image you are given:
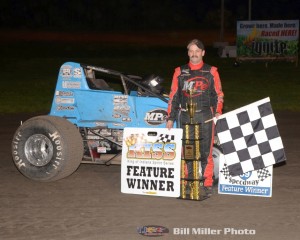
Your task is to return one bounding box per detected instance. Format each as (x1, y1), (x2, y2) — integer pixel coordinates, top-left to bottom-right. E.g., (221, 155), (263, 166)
(121, 127), (182, 197)
(218, 152), (273, 197)
(237, 19), (299, 60)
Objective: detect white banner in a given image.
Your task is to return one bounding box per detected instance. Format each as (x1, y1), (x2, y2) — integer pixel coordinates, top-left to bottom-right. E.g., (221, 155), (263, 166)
(237, 19), (299, 58)
(218, 153), (273, 197)
(121, 127), (183, 197)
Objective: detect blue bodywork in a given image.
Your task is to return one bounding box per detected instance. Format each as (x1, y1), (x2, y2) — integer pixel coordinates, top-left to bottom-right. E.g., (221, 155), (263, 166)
(49, 62), (170, 129)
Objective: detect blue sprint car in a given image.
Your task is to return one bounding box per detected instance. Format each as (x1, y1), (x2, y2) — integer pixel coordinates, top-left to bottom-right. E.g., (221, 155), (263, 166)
(11, 62), (221, 182)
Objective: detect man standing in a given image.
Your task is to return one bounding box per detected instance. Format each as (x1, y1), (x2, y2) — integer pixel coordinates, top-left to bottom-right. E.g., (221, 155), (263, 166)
(166, 39), (224, 197)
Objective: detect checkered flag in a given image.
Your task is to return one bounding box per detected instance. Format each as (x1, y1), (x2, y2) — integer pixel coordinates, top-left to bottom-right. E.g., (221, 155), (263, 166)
(256, 168), (271, 182)
(220, 164), (231, 179)
(215, 97), (286, 176)
(156, 134), (175, 143)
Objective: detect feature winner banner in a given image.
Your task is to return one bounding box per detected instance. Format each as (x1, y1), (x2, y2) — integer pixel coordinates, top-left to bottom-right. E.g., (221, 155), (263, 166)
(237, 19), (299, 59)
(218, 153), (273, 197)
(121, 128), (183, 197)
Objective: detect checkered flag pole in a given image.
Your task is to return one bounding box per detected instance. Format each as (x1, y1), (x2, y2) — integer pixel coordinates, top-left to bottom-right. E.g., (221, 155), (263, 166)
(215, 97), (286, 176)
(155, 134), (175, 143)
(256, 168), (271, 182)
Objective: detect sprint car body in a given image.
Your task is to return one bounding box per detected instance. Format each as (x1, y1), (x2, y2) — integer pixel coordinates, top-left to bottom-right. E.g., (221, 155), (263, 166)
(11, 62), (221, 182)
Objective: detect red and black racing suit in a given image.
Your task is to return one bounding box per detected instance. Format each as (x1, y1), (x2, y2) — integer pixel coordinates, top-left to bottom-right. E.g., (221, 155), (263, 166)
(167, 61), (224, 187)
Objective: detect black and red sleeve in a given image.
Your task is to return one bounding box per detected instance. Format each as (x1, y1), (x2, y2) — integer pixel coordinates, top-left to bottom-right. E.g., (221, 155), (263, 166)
(167, 67), (181, 121)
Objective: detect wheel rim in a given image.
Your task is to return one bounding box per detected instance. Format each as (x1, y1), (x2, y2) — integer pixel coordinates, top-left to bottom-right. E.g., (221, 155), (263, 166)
(25, 134), (54, 166)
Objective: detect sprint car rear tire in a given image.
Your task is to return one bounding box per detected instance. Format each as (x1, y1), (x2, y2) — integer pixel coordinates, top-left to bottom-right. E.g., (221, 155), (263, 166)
(212, 145), (222, 182)
(11, 115), (83, 182)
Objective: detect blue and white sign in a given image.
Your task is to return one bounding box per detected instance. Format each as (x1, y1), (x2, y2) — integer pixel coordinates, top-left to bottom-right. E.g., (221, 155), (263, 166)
(218, 153), (273, 197)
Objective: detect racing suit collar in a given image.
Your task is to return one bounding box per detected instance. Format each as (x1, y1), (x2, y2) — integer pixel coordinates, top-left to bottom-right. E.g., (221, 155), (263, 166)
(188, 61), (204, 70)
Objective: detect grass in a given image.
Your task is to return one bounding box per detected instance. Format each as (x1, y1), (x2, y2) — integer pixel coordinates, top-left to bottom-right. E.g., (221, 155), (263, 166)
(1, 40), (299, 113)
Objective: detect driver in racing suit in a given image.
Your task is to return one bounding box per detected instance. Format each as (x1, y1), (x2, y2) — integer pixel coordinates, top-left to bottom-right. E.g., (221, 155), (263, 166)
(166, 39), (224, 197)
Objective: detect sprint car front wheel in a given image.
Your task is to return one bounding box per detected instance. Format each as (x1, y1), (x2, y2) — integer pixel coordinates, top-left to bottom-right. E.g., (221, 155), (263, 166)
(11, 116), (83, 182)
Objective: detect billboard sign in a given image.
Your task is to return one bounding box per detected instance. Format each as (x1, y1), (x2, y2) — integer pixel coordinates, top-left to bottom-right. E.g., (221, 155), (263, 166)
(237, 20), (299, 60)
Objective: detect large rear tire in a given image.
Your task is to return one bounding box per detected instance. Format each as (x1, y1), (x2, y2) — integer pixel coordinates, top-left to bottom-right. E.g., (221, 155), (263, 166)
(11, 115), (83, 182)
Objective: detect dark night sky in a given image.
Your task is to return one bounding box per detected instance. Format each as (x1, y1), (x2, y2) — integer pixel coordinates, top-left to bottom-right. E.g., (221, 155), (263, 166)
(1, 0), (299, 31)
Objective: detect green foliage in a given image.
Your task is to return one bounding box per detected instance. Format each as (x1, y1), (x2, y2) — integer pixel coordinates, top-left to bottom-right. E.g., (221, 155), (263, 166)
(1, 41), (299, 113)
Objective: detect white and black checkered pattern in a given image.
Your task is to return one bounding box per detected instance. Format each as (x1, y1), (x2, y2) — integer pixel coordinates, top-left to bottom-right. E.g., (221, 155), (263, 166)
(256, 168), (271, 182)
(220, 164), (231, 179)
(156, 134), (175, 143)
(216, 98), (286, 176)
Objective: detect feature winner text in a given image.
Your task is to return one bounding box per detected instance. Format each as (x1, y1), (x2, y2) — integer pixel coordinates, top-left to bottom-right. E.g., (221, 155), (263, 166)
(126, 166), (175, 191)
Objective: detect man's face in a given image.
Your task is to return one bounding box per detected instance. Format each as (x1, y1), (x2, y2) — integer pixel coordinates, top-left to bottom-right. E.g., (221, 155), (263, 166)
(188, 44), (205, 64)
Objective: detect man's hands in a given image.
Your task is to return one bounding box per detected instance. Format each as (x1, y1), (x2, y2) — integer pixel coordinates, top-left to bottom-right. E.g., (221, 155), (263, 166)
(215, 112), (221, 119)
(166, 120), (174, 130)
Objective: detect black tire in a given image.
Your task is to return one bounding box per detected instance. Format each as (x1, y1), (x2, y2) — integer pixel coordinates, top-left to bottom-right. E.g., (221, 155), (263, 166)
(11, 115), (83, 182)
(212, 145), (223, 182)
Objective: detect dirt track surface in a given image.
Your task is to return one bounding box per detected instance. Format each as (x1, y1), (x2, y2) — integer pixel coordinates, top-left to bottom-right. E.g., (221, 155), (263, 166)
(0, 112), (299, 240)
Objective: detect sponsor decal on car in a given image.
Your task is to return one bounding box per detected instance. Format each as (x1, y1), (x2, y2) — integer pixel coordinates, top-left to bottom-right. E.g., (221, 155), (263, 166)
(122, 117), (131, 122)
(95, 122), (107, 127)
(55, 91), (74, 96)
(60, 65), (72, 79)
(55, 97), (75, 104)
(113, 123), (125, 127)
(113, 105), (130, 116)
(113, 95), (130, 116)
(73, 68), (82, 78)
(60, 65), (82, 79)
(56, 105), (75, 111)
(144, 109), (167, 125)
(113, 95), (128, 103)
(62, 81), (81, 89)
(112, 114), (121, 118)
